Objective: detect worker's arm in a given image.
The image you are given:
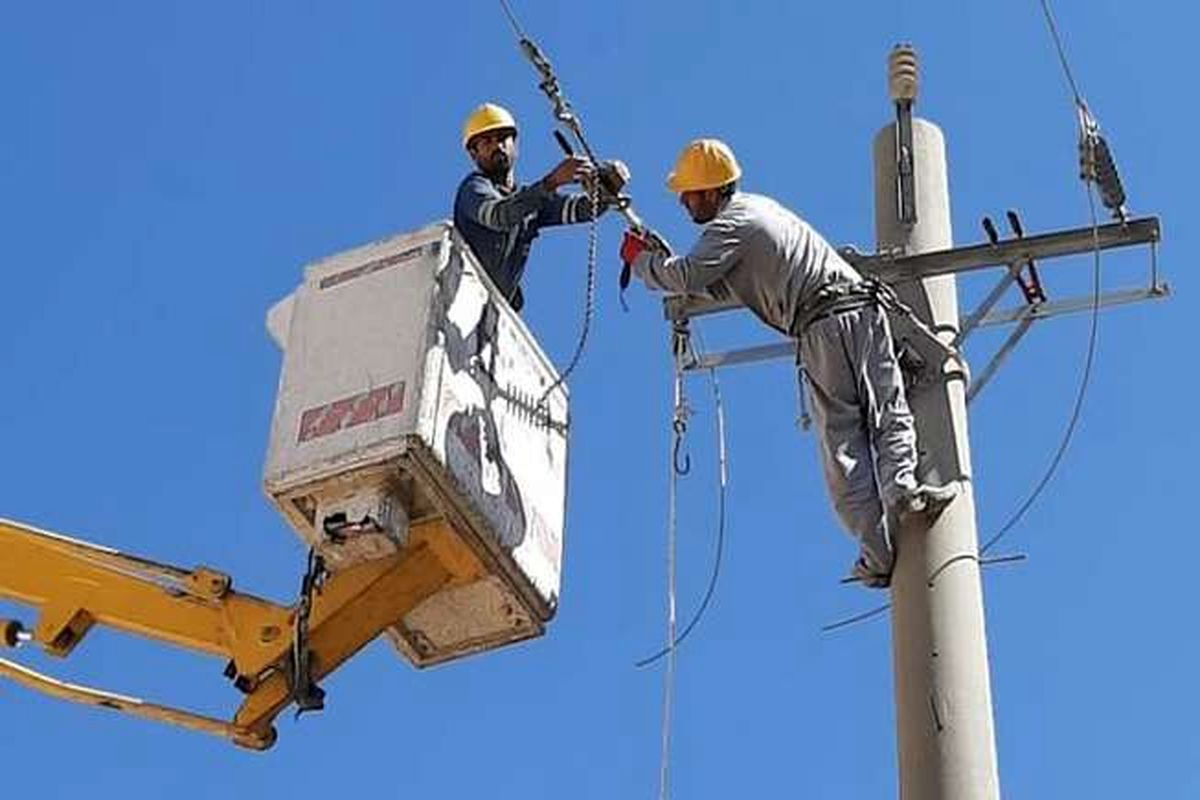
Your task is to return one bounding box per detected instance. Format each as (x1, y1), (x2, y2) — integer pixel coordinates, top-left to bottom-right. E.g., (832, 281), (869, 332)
(455, 174), (553, 232)
(627, 215), (746, 295)
(456, 157), (593, 233)
(535, 190), (605, 228)
(536, 159), (630, 228)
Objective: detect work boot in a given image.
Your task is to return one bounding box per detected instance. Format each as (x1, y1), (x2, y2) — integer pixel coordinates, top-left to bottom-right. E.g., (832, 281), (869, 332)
(903, 482), (958, 520)
(849, 552), (892, 589)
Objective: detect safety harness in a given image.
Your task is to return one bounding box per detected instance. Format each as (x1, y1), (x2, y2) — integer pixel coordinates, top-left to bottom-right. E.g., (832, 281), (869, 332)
(790, 277), (961, 367)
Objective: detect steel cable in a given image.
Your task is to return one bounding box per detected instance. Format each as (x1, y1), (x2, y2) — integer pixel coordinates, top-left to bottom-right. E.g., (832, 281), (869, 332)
(540, 178), (599, 405)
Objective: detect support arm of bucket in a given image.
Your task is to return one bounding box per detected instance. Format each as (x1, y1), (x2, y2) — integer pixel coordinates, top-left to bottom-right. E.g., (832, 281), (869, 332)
(0, 517), (484, 750)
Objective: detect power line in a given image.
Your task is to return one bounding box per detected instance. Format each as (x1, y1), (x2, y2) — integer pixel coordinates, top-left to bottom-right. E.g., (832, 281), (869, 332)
(497, 0), (526, 39)
(980, 0), (1108, 553)
(981, 184), (1103, 554)
(1038, 0), (1085, 107)
(824, 184), (1107, 632)
(824, 2), (1111, 629)
(821, 602), (891, 634)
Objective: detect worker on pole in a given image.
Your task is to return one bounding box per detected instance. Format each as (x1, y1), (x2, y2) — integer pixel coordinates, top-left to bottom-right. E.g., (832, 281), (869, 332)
(620, 138), (955, 587)
(454, 102), (627, 312)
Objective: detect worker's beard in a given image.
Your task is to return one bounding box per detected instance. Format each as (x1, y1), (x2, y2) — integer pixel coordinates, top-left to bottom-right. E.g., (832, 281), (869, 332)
(482, 151), (513, 184)
(687, 204), (719, 224)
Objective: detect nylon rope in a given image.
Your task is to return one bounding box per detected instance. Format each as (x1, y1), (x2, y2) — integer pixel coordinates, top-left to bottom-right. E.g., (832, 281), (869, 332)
(637, 336), (728, 668)
(656, 356), (686, 800)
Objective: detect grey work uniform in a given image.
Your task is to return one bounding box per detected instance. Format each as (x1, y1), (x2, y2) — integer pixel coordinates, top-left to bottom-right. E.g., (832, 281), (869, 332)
(629, 192), (918, 572)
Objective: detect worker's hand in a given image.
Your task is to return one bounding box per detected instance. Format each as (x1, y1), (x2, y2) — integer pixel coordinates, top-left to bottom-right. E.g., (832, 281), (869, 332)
(644, 228), (671, 256)
(542, 156), (594, 192)
(620, 229), (651, 267)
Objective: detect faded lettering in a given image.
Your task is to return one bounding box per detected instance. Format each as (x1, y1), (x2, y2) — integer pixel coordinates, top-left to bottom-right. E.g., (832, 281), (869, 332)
(297, 381), (407, 443)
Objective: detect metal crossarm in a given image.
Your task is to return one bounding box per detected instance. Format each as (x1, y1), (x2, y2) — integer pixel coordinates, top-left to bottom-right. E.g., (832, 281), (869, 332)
(663, 216), (1161, 323)
(666, 215), (1165, 379)
(688, 284), (1168, 373)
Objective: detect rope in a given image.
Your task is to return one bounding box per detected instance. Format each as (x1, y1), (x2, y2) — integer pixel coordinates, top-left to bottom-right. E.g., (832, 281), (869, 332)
(867, 278), (961, 363)
(656, 346), (688, 800)
(636, 363), (728, 668)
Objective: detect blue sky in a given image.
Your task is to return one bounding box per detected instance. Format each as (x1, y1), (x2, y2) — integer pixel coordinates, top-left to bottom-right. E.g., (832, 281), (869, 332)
(0, 2), (1193, 797)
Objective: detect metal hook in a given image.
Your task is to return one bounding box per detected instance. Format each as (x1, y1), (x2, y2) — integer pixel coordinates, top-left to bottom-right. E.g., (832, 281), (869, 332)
(672, 435), (691, 476)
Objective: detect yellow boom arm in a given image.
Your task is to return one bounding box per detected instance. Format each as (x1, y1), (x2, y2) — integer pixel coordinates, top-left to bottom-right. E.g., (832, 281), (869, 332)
(0, 517), (484, 750)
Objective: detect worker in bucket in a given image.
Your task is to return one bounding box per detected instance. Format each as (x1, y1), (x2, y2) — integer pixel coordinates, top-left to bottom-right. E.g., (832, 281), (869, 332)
(619, 138), (956, 588)
(454, 102), (628, 313)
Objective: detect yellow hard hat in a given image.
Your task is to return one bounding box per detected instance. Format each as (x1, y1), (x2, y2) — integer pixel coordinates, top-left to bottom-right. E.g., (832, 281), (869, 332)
(665, 138), (742, 193)
(462, 103), (518, 148)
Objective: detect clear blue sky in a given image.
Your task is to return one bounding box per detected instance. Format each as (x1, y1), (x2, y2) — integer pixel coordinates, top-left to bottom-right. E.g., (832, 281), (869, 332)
(0, 3), (1193, 797)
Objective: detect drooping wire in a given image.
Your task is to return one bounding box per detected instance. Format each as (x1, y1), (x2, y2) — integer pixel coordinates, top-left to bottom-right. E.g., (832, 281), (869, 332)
(981, 183), (1102, 554)
(822, 1), (1109, 631)
(821, 602), (891, 634)
(822, 183), (1105, 632)
(636, 362), (728, 668)
(979, 0), (1107, 553)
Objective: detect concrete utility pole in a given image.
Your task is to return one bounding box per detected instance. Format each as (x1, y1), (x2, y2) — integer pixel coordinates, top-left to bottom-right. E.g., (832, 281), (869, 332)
(663, 43), (1162, 798)
(874, 46), (1001, 799)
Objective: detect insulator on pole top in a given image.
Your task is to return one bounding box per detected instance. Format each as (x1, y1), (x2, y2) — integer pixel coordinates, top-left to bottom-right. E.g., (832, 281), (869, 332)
(1092, 135), (1127, 216)
(1077, 107), (1128, 219)
(889, 44), (919, 104)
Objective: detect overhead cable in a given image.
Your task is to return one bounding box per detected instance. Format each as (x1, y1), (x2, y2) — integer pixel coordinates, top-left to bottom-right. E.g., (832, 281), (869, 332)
(981, 0), (1111, 553)
(636, 360), (728, 669)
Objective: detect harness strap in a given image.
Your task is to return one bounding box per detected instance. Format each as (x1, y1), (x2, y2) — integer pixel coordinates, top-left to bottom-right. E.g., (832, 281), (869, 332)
(790, 279), (961, 365)
(789, 282), (875, 336)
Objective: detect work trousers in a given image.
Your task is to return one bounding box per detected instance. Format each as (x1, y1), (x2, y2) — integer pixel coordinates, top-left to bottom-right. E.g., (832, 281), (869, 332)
(799, 303), (919, 571)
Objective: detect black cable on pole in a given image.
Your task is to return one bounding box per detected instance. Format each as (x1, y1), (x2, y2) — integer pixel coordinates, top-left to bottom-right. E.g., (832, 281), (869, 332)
(824, 189), (1105, 633)
(823, 2), (1112, 631)
(821, 602), (891, 634)
(980, 184), (1103, 555)
(979, 0), (1109, 553)
(636, 361), (729, 668)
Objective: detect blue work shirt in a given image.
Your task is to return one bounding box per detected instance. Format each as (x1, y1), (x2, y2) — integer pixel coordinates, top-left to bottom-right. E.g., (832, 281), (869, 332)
(453, 171), (599, 312)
